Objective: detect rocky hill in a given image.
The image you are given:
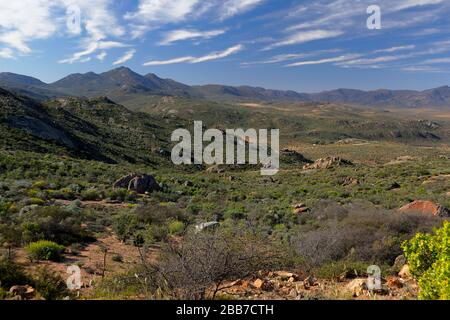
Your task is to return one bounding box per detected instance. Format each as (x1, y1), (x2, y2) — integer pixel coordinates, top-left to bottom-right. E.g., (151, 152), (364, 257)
(0, 88), (176, 164)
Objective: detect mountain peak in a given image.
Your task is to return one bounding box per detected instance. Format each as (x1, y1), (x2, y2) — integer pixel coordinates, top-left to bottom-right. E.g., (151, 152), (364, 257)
(0, 72), (46, 86)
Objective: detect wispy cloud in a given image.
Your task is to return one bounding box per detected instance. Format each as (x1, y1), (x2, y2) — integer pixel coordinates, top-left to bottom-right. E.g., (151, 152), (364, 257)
(160, 29), (226, 45)
(374, 45), (416, 53)
(264, 29), (343, 50)
(286, 54), (361, 67)
(125, 0), (199, 23)
(0, 48), (14, 59)
(393, 0), (444, 11)
(242, 49), (342, 65)
(144, 44), (243, 65)
(401, 65), (445, 73)
(422, 57), (450, 64)
(242, 53), (311, 65)
(113, 49), (136, 65)
(126, 0), (265, 39)
(338, 55), (409, 67)
(219, 0), (265, 19)
(59, 41), (128, 64)
(96, 51), (107, 61)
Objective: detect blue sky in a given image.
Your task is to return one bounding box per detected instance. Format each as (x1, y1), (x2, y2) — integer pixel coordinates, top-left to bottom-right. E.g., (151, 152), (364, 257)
(1, 0), (450, 92)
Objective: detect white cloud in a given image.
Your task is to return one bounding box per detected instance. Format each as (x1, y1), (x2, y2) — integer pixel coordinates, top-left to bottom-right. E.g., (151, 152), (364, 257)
(126, 0), (265, 39)
(113, 49), (136, 65)
(265, 30), (343, 50)
(61, 0), (124, 41)
(127, 0), (265, 23)
(242, 49), (342, 65)
(125, 0), (200, 23)
(243, 53), (310, 65)
(160, 29), (226, 45)
(422, 57), (450, 64)
(59, 41), (128, 64)
(393, 0), (444, 11)
(0, 0), (126, 62)
(191, 44), (243, 63)
(286, 54), (361, 67)
(401, 65), (444, 72)
(336, 55), (407, 67)
(0, 48), (14, 59)
(97, 51), (107, 61)
(219, 0), (264, 19)
(143, 56), (195, 66)
(144, 44), (243, 65)
(0, 0), (56, 53)
(374, 45), (416, 53)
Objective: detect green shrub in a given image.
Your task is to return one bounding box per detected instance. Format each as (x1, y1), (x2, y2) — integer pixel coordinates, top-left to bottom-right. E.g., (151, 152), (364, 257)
(81, 189), (101, 201)
(32, 180), (49, 190)
(168, 220), (185, 235)
(0, 258), (30, 289)
(26, 198), (45, 206)
(33, 267), (69, 300)
(0, 287), (13, 299)
(21, 206), (92, 245)
(112, 254), (124, 263)
(26, 240), (65, 262)
(402, 221), (450, 300)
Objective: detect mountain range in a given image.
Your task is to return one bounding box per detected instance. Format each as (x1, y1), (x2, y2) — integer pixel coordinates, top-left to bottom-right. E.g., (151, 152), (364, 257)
(1, 67), (450, 109)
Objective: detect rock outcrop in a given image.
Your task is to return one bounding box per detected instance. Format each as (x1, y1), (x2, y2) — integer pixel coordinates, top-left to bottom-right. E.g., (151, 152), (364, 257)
(399, 200), (450, 217)
(303, 157), (353, 170)
(113, 174), (160, 194)
(293, 203), (310, 214)
(9, 285), (35, 300)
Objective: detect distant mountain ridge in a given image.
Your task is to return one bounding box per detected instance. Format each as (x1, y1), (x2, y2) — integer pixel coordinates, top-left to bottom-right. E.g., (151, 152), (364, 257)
(1, 67), (449, 108)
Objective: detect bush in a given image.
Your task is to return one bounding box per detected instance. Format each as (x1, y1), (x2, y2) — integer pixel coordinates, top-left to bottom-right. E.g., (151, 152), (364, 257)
(32, 180), (49, 190)
(152, 227), (284, 299)
(112, 254), (123, 263)
(21, 206), (92, 245)
(402, 221), (450, 300)
(0, 258), (30, 289)
(26, 198), (45, 206)
(290, 201), (441, 271)
(26, 240), (65, 262)
(81, 189), (101, 201)
(168, 220), (185, 235)
(33, 267), (69, 300)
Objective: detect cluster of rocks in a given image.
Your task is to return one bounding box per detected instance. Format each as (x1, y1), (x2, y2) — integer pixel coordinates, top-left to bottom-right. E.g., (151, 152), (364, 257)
(8, 285), (35, 300)
(346, 258), (417, 299)
(113, 173), (160, 194)
(214, 253), (419, 300)
(214, 271), (319, 300)
(303, 157), (353, 170)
